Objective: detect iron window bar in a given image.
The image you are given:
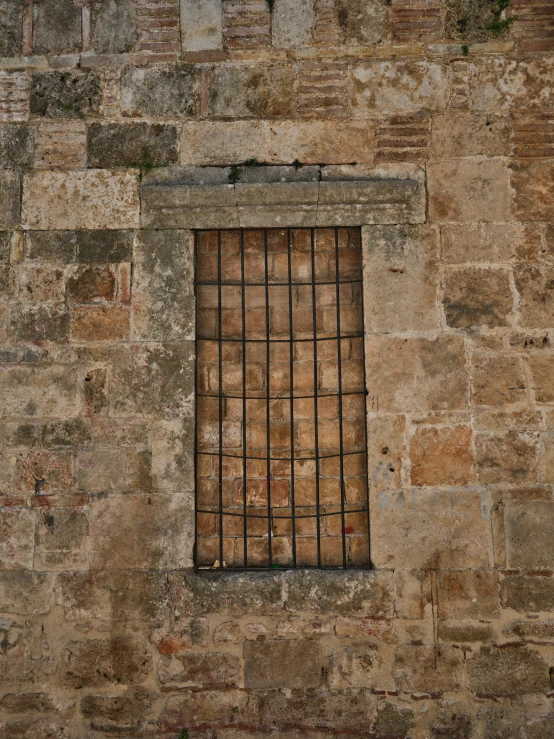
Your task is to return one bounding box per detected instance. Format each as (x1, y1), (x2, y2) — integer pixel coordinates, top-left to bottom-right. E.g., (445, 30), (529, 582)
(194, 227), (370, 571)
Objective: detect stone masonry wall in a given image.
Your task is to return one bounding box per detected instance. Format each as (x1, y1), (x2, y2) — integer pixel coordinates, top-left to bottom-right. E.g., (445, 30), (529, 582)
(1, 0), (554, 737)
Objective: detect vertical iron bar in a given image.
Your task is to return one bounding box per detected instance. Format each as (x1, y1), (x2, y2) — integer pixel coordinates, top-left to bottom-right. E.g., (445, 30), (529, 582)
(287, 228), (297, 567)
(217, 230), (224, 565)
(334, 227), (347, 568)
(194, 231), (199, 566)
(357, 228), (372, 567)
(264, 230), (273, 567)
(240, 230), (248, 567)
(310, 229), (322, 567)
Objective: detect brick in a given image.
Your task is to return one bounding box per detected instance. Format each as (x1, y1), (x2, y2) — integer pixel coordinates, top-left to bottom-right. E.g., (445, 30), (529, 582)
(372, 490), (491, 569)
(223, 0), (270, 49)
(210, 64), (295, 118)
(181, 0), (223, 51)
(410, 425), (473, 486)
(467, 646), (549, 696)
(30, 71), (101, 119)
(62, 638), (152, 688)
(32, 0), (81, 55)
(121, 65), (198, 117)
(133, 230), (194, 341)
(70, 305), (130, 342)
(428, 160), (510, 222)
(365, 335), (468, 412)
(376, 113), (430, 162)
(393, 645), (463, 694)
(472, 356), (527, 407)
(137, 0), (180, 54)
(8, 304), (69, 343)
(475, 431), (538, 484)
(90, 493), (194, 569)
(35, 506), (88, 571)
(181, 119), (374, 166)
(297, 62), (349, 118)
(507, 500), (554, 570)
(91, 0), (136, 54)
(22, 171), (140, 231)
(353, 61), (448, 116)
(0, 508), (35, 570)
(363, 225), (439, 332)
(34, 121), (86, 170)
(87, 123), (179, 168)
(159, 652), (240, 686)
(0, 71), (30, 123)
(0, 0), (24, 56)
(443, 267), (513, 329)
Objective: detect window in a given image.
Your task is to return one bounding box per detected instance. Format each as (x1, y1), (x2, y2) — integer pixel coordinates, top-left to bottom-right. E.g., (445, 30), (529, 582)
(195, 227), (370, 570)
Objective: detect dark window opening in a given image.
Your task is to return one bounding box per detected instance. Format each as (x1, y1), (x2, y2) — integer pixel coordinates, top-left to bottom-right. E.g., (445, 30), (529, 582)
(195, 227), (370, 570)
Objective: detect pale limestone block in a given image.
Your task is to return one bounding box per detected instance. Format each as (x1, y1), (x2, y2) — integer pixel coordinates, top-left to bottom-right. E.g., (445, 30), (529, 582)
(371, 490), (491, 569)
(471, 56), (554, 113)
(362, 225), (440, 333)
(272, 0), (314, 48)
(352, 61), (449, 116)
(22, 170), (140, 230)
(181, 0), (223, 51)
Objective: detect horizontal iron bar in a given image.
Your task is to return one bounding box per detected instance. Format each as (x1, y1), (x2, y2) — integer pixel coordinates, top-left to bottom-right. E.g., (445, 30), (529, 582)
(197, 507), (368, 519)
(197, 334), (364, 343)
(197, 279), (362, 287)
(197, 449), (366, 461)
(197, 390), (365, 400)
(195, 565), (371, 572)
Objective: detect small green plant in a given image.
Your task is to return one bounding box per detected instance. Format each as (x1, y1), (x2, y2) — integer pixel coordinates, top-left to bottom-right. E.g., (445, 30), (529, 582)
(462, 44), (469, 55)
(292, 159), (303, 170)
(242, 157), (261, 167)
(487, 0), (517, 37)
(178, 730), (189, 739)
(228, 164), (242, 183)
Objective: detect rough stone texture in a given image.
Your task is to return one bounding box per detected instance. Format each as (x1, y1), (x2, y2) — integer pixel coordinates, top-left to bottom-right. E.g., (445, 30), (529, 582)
(1, 4), (553, 736)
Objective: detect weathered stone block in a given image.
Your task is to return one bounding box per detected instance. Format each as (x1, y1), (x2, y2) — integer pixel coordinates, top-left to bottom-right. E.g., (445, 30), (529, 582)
(0, 508), (35, 570)
(159, 652), (240, 686)
(0, 692), (57, 712)
(393, 645), (463, 694)
(109, 343), (194, 419)
(67, 266), (116, 303)
(210, 65), (295, 118)
(81, 688), (153, 732)
(475, 431), (538, 484)
(366, 414), (405, 492)
(0, 365), (79, 419)
(514, 264), (554, 328)
(272, 0), (314, 48)
(501, 575), (554, 612)
(90, 493), (194, 570)
(151, 418), (194, 492)
(181, 0), (223, 51)
(0, 718), (72, 738)
(181, 120), (375, 166)
(467, 646), (549, 696)
(374, 702), (415, 738)
(437, 622), (494, 643)
(472, 356), (527, 407)
(0, 170), (20, 228)
(507, 501), (554, 570)
(27, 230), (133, 263)
(22, 171), (140, 230)
(70, 305), (130, 341)
(0, 0), (23, 56)
(14, 449), (74, 494)
(0, 264), (16, 299)
(244, 640), (321, 689)
(121, 65), (198, 117)
(31, 71), (101, 119)
(428, 160), (510, 222)
(0, 571), (53, 614)
(353, 62), (448, 116)
(162, 690), (257, 731)
(87, 123), (179, 168)
(35, 507), (88, 571)
(55, 570), (167, 622)
(365, 335), (468, 412)
(133, 230), (194, 341)
(336, 0), (388, 44)
(152, 619), (208, 653)
(42, 420), (91, 448)
(328, 644), (380, 688)
(528, 355), (554, 404)
(431, 113), (510, 158)
(0, 124), (33, 169)
(8, 304), (69, 343)
(371, 490), (491, 570)
(19, 264), (65, 302)
(91, 0), (136, 54)
(441, 223), (529, 265)
(362, 225), (440, 332)
(62, 638), (152, 688)
(443, 267), (513, 329)
(471, 57), (554, 113)
(409, 425), (473, 487)
(32, 0), (81, 55)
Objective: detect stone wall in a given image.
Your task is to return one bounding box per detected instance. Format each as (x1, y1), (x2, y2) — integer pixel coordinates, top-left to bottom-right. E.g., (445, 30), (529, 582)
(1, 0), (554, 737)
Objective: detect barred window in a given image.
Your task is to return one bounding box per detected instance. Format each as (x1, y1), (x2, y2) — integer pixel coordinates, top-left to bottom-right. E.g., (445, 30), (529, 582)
(195, 228), (370, 570)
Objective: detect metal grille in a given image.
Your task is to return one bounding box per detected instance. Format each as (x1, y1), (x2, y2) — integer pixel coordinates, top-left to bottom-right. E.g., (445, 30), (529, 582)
(195, 228), (370, 570)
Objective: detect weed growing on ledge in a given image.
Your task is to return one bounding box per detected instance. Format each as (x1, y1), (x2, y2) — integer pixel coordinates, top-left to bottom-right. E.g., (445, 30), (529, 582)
(178, 730), (189, 739)
(228, 164), (242, 183)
